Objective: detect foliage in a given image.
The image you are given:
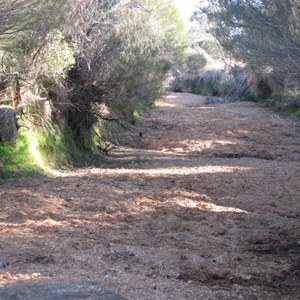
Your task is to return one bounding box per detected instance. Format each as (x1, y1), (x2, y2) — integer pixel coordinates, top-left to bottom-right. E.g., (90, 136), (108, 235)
(168, 48), (207, 92)
(182, 50), (207, 77)
(34, 122), (95, 168)
(37, 30), (75, 82)
(188, 13), (223, 60)
(0, 0), (40, 38)
(268, 89), (300, 117)
(65, 0), (187, 107)
(64, 0), (187, 145)
(192, 81), (225, 97)
(196, 0), (300, 77)
(189, 1), (300, 114)
(133, 101), (155, 119)
(1, 0), (69, 74)
(0, 0), (189, 173)
(0, 0), (71, 113)
(195, 39), (221, 60)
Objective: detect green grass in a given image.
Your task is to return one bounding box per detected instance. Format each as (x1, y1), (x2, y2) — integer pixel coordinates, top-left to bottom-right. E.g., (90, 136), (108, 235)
(293, 108), (300, 118)
(0, 121), (99, 179)
(0, 130), (42, 178)
(265, 91), (300, 117)
(35, 122), (95, 168)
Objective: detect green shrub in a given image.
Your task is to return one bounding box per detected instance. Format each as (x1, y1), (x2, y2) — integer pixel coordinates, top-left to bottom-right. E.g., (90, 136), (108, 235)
(183, 52), (207, 76)
(196, 39), (221, 59)
(133, 102), (155, 119)
(192, 81), (230, 96)
(38, 30), (75, 82)
(267, 90), (300, 117)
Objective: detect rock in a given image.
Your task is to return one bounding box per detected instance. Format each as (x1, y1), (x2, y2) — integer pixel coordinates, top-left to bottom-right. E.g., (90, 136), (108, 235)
(0, 261), (9, 269)
(199, 70), (223, 84)
(205, 97), (231, 105)
(0, 106), (19, 143)
(0, 282), (127, 300)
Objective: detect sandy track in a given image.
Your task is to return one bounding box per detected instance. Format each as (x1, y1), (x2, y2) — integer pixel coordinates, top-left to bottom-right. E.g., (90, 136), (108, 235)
(0, 93), (300, 299)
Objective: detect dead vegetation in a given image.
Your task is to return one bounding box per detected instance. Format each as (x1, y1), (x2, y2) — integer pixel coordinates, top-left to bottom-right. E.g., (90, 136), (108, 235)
(0, 93), (299, 299)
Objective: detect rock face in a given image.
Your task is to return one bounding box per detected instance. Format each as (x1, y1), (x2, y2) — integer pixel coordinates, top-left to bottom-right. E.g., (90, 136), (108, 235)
(0, 106), (19, 143)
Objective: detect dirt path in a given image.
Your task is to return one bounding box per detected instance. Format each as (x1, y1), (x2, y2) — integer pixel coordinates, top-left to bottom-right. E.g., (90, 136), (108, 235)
(1, 93), (300, 299)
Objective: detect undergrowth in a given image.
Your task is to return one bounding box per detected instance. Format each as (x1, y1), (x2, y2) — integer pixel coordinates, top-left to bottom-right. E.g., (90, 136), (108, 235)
(190, 78), (300, 119)
(191, 82), (221, 96)
(133, 101), (155, 119)
(0, 121), (101, 179)
(268, 91), (300, 117)
(35, 122), (99, 168)
(0, 130), (41, 178)
(192, 81), (237, 97)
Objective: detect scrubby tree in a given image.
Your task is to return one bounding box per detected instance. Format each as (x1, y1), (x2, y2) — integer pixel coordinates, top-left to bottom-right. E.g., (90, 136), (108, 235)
(1, 0), (68, 73)
(0, 0), (70, 109)
(1, 0), (189, 168)
(65, 0), (186, 104)
(0, 0), (39, 39)
(64, 0), (187, 147)
(196, 0), (300, 77)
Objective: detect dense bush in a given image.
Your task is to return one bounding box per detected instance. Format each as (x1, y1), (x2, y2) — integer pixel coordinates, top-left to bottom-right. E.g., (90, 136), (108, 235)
(168, 48), (207, 92)
(191, 0), (300, 112)
(0, 0), (188, 174)
(197, 0), (300, 78)
(63, 0), (187, 148)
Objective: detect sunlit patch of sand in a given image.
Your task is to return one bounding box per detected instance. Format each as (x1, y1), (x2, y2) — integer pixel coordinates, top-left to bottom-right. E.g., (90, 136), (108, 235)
(119, 193), (249, 215)
(168, 190), (249, 213)
(87, 165), (252, 176)
(155, 94), (178, 107)
(0, 272), (44, 286)
(132, 197), (159, 213)
(172, 139), (241, 153)
(176, 198), (248, 213)
(156, 100), (177, 108)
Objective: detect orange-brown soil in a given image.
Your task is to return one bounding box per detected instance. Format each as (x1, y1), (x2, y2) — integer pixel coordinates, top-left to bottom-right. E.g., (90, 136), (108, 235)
(0, 93), (299, 299)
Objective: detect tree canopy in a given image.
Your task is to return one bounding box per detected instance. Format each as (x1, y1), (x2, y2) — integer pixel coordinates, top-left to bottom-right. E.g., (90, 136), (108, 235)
(197, 0), (300, 77)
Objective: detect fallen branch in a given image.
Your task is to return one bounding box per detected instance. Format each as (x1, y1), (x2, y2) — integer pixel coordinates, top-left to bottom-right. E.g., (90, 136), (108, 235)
(93, 110), (136, 133)
(92, 128), (115, 156)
